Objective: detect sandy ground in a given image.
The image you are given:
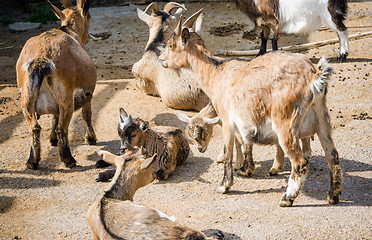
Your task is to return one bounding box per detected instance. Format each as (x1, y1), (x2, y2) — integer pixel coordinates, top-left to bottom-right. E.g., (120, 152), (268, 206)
(0, 1), (371, 239)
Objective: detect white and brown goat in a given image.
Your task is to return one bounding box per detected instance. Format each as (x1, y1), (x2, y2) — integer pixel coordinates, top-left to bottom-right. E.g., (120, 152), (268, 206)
(160, 10), (343, 207)
(96, 108), (190, 182)
(16, 0), (96, 169)
(87, 147), (224, 240)
(132, 2), (210, 111)
(234, 0), (349, 61)
(175, 103), (312, 176)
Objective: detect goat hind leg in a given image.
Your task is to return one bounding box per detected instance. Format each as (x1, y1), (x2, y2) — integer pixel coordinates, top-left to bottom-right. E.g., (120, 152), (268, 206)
(269, 143), (285, 176)
(57, 107), (76, 168)
(27, 124), (42, 169)
(82, 101), (97, 145)
(237, 143), (255, 176)
(217, 125), (234, 193)
(49, 115), (58, 146)
(257, 26), (270, 56)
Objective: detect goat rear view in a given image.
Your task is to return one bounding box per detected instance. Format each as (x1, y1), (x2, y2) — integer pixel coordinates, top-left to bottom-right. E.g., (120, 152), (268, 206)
(16, 0), (97, 169)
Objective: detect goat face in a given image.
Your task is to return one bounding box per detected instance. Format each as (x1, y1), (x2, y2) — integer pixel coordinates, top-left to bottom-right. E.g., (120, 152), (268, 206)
(118, 108), (148, 154)
(48, 0), (91, 43)
(159, 32), (190, 69)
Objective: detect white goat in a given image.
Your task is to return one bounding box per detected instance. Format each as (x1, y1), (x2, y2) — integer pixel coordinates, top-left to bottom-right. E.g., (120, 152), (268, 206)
(175, 103), (312, 176)
(87, 147), (224, 240)
(132, 2), (210, 111)
(160, 10), (342, 207)
(234, 0), (349, 61)
(16, 0), (96, 169)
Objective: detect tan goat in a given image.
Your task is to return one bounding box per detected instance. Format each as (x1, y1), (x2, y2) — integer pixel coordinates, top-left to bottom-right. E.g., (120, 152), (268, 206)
(160, 10), (343, 207)
(87, 147), (224, 240)
(132, 2), (209, 111)
(16, 0), (96, 169)
(175, 103), (312, 176)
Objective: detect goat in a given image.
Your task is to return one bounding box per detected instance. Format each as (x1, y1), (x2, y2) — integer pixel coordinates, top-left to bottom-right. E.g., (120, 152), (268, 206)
(233, 0), (349, 61)
(175, 104), (312, 176)
(160, 10), (343, 207)
(95, 108), (190, 182)
(16, 0), (96, 169)
(87, 147), (224, 240)
(132, 2), (210, 111)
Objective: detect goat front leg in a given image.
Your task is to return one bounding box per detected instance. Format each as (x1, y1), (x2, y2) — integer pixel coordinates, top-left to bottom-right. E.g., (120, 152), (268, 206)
(257, 26), (270, 56)
(277, 129), (308, 207)
(95, 169), (115, 182)
(57, 106), (76, 168)
(217, 124), (234, 194)
(301, 138), (312, 160)
(233, 137), (243, 170)
(50, 115), (58, 146)
(237, 143), (255, 177)
(269, 143), (285, 176)
(82, 101), (97, 145)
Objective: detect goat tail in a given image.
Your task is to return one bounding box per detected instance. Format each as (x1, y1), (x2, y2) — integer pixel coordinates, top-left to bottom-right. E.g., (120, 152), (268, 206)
(310, 57), (333, 95)
(22, 58), (55, 113)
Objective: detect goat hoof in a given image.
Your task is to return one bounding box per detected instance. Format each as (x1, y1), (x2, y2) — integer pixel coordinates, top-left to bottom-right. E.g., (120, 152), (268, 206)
(95, 159), (111, 168)
(337, 53), (348, 63)
(50, 138), (58, 147)
(86, 136), (97, 145)
(64, 160), (77, 168)
(217, 184), (229, 194)
(279, 194), (294, 207)
(26, 161), (39, 170)
(269, 168), (279, 176)
(237, 169), (252, 177)
(95, 173), (110, 182)
(327, 194), (340, 205)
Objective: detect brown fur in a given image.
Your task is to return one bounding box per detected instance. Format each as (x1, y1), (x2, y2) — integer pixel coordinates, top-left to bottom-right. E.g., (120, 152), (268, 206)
(160, 14), (342, 206)
(16, 0), (96, 169)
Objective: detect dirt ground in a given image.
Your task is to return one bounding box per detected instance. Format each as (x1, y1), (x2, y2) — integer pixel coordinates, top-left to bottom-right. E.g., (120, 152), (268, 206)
(0, 1), (371, 239)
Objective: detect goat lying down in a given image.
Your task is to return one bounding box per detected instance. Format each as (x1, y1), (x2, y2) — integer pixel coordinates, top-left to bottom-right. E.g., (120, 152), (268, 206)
(160, 10), (343, 207)
(16, 0), (96, 169)
(175, 103), (312, 176)
(132, 2), (210, 111)
(87, 147), (224, 240)
(95, 108), (190, 182)
(234, 0), (349, 61)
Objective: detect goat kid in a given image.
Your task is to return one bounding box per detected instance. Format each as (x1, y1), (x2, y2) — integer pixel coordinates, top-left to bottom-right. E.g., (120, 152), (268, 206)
(160, 10), (342, 207)
(175, 103), (312, 176)
(87, 147), (224, 240)
(234, 0), (349, 61)
(132, 2), (210, 111)
(95, 108), (190, 182)
(16, 0), (96, 169)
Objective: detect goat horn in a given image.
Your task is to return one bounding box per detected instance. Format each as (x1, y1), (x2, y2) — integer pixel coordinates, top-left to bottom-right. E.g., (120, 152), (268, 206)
(163, 2), (186, 14)
(60, 0), (73, 8)
(183, 8), (203, 29)
(144, 2), (159, 14)
(174, 15), (184, 37)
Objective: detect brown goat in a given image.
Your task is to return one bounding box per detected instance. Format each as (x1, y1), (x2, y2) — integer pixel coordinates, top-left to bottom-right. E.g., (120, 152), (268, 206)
(16, 0), (96, 169)
(160, 10), (342, 207)
(87, 147), (224, 240)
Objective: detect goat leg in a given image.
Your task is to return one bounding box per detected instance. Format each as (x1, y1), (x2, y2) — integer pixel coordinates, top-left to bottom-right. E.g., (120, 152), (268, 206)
(26, 124), (41, 169)
(49, 115), (58, 146)
(56, 127), (76, 168)
(82, 101), (97, 145)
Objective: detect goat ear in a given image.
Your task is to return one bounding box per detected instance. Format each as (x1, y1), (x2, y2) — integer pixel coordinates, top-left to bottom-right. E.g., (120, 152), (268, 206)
(174, 112), (191, 123)
(82, 0), (90, 16)
(206, 116), (220, 125)
(137, 8), (152, 25)
(141, 154), (157, 169)
(47, 0), (66, 22)
(139, 121), (150, 132)
(96, 150), (118, 166)
(195, 12), (203, 35)
(181, 28), (190, 46)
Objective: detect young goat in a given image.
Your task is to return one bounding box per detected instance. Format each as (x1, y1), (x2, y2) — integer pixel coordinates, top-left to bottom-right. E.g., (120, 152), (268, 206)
(234, 0), (349, 61)
(16, 0), (96, 169)
(87, 147), (224, 240)
(175, 105), (312, 176)
(96, 108), (190, 182)
(160, 10), (342, 207)
(132, 2), (210, 111)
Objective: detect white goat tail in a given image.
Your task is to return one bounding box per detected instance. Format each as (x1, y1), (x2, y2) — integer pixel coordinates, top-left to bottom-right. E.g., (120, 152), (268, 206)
(311, 57), (333, 95)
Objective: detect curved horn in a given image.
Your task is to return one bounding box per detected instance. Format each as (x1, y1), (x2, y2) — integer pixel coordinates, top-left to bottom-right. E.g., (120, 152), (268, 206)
(60, 0), (73, 8)
(144, 2), (159, 14)
(183, 8), (203, 29)
(163, 2), (186, 14)
(174, 15), (184, 37)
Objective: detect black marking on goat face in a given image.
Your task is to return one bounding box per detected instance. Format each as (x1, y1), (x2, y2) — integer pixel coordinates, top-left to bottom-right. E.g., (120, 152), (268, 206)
(145, 11), (171, 54)
(117, 121), (138, 152)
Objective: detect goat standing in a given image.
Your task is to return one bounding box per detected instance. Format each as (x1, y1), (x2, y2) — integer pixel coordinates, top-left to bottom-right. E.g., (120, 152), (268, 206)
(234, 0), (349, 61)
(160, 10), (342, 207)
(16, 0), (96, 169)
